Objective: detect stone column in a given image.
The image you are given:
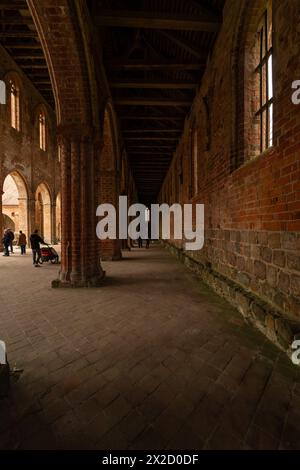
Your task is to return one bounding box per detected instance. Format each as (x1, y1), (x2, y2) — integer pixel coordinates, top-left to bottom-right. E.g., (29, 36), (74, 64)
(27, 195), (36, 246)
(53, 125), (105, 287)
(51, 201), (56, 244)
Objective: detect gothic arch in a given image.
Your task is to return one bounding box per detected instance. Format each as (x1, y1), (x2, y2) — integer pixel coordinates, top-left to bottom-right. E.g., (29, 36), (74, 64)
(2, 169), (29, 239)
(35, 182), (52, 242)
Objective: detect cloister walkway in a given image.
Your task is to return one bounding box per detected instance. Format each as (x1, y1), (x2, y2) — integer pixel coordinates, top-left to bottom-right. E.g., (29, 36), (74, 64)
(0, 246), (299, 450)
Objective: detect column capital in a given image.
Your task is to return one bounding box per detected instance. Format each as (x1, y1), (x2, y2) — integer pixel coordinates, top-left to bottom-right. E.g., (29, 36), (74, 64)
(57, 123), (98, 144)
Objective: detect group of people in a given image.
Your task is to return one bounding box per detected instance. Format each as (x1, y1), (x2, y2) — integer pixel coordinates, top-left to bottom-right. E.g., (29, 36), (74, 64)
(2, 228), (26, 256)
(2, 228), (46, 267)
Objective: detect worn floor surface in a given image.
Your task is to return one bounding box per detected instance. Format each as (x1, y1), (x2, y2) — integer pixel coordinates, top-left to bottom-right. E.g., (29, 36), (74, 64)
(0, 245), (299, 450)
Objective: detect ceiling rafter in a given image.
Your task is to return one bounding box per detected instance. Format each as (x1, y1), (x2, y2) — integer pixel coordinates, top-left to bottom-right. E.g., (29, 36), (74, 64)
(93, 9), (221, 32)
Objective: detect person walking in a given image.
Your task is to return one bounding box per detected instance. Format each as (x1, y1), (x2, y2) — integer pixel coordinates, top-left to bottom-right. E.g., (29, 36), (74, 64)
(7, 229), (14, 253)
(138, 236), (143, 248)
(18, 230), (27, 255)
(2, 229), (11, 257)
(30, 229), (46, 267)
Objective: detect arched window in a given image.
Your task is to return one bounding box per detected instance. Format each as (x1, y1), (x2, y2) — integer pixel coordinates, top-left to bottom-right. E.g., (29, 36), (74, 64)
(39, 111), (46, 151)
(233, 1), (274, 168)
(255, 4), (273, 152)
(10, 79), (20, 130)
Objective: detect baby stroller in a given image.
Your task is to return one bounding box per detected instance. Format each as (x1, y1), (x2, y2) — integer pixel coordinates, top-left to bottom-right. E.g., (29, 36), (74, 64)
(40, 244), (59, 264)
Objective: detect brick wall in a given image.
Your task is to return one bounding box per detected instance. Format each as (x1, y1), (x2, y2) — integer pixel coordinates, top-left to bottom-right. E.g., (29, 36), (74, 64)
(0, 44), (60, 242)
(159, 0), (300, 323)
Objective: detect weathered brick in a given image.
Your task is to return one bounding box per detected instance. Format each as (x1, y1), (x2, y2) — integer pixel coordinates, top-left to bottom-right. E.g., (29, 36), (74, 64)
(254, 261), (267, 280)
(268, 233), (281, 249)
(287, 253), (300, 272)
(261, 246), (272, 263)
(267, 266), (277, 288)
(273, 251), (286, 268)
(291, 275), (300, 296)
(278, 272), (290, 292)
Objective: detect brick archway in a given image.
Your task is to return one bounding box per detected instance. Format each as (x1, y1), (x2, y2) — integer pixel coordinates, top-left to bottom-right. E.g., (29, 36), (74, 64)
(35, 182), (52, 243)
(27, 0), (105, 286)
(1, 170), (29, 242)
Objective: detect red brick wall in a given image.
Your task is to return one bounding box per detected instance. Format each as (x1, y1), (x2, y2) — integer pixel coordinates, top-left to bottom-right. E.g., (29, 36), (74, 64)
(159, 0), (300, 321)
(0, 44), (60, 242)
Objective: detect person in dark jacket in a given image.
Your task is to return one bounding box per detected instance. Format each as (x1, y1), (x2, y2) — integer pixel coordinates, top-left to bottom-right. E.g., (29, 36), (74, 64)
(30, 229), (46, 267)
(2, 229), (11, 257)
(18, 231), (27, 255)
(7, 229), (14, 253)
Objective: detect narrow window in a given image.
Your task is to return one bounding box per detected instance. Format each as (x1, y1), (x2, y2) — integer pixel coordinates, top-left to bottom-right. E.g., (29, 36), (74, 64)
(39, 112), (46, 151)
(256, 7), (273, 152)
(10, 80), (20, 130)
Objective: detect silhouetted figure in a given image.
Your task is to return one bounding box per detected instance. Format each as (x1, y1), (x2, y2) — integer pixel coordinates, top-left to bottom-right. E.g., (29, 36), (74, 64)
(146, 238), (150, 249)
(30, 229), (46, 267)
(138, 237), (143, 248)
(2, 229), (11, 257)
(7, 229), (14, 253)
(18, 231), (27, 255)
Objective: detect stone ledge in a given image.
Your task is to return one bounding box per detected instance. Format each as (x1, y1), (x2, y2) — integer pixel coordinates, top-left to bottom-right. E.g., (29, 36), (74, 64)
(163, 241), (300, 364)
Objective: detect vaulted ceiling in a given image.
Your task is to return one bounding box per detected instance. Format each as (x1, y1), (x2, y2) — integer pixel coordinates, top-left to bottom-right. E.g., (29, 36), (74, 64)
(0, 0), (226, 204)
(0, 1), (54, 107)
(88, 0), (225, 204)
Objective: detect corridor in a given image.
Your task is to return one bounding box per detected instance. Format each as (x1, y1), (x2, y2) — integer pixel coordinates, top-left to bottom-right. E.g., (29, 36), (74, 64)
(0, 246), (299, 450)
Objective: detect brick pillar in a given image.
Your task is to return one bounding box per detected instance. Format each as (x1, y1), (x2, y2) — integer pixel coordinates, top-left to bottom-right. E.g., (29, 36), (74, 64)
(51, 201), (56, 244)
(99, 171), (122, 261)
(28, 196), (35, 244)
(53, 126), (105, 287)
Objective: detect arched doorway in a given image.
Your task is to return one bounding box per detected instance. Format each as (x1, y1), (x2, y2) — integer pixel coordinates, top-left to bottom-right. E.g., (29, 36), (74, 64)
(2, 171), (29, 239)
(56, 192), (61, 243)
(35, 183), (52, 243)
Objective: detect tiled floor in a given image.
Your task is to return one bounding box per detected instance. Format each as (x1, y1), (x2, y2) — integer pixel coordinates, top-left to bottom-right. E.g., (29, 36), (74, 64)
(0, 245), (299, 449)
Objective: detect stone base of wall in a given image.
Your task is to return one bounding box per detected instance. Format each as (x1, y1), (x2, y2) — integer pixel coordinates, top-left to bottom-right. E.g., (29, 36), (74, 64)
(163, 241), (300, 364)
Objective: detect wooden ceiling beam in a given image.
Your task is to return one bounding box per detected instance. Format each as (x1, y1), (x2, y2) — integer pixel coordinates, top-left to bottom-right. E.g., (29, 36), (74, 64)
(114, 98), (191, 106)
(158, 30), (204, 60)
(0, 32), (37, 37)
(120, 115), (184, 120)
(4, 43), (41, 49)
(94, 9), (221, 32)
(124, 129), (181, 133)
(126, 137), (178, 141)
(127, 145), (174, 149)
(19, 64), (48, 69)
(34, 80), (51, 84)
(0, 3), (27, 8)
(129, 150), (172, 154)
(0, 17), (34, 25)
(110, 79), (197, 89)
(14, 53), (45, 59)
(107, 59), (204, 70)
